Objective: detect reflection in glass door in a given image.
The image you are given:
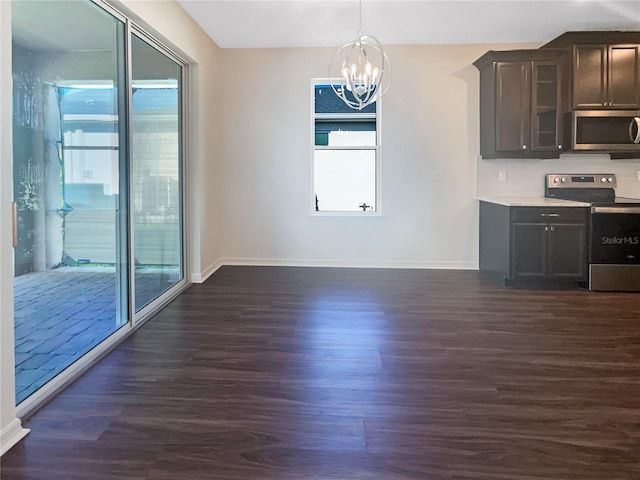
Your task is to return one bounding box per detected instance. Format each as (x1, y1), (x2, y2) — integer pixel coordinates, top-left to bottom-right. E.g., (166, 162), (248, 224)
(131, 34), (184, 313)
(12, 0), (128, 404)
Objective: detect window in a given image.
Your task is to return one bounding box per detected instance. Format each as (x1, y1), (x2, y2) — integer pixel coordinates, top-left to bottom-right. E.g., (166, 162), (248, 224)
(313, 81), (380, 213)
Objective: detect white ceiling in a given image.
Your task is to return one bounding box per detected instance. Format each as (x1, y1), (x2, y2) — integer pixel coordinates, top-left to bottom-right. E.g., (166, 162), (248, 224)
(176, 0), (640, 49)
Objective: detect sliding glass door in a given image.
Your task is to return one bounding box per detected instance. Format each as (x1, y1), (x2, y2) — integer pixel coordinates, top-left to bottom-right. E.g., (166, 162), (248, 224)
(12, 0), (186, 406)
(12, 0), (128, 405)
(131, 34), (184, 313)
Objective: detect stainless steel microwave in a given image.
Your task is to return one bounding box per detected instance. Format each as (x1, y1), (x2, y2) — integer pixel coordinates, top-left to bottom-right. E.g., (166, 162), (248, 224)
(566, 110), (640, 152)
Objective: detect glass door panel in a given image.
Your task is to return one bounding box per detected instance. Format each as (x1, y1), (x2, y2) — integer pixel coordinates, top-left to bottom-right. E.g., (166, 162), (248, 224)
(532, 62), (560, 150)
(12, 0), (127, 404)
(130, 34), (183, 312)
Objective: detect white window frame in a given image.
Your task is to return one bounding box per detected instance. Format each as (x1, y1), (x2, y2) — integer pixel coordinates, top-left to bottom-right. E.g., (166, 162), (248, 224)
(311, 78), (382, 216)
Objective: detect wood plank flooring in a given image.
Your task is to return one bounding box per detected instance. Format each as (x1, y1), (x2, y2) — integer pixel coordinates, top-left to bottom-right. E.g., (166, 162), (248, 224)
(2, 266), (640, 479)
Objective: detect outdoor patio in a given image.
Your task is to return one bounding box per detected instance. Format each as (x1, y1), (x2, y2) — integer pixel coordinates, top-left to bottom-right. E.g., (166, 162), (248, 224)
(13, 266), (178, 404)
(14, 268), (121, 403)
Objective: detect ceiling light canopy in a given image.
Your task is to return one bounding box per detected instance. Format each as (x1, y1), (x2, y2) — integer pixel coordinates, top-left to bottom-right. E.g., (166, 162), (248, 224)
(329, 0), (392, 111)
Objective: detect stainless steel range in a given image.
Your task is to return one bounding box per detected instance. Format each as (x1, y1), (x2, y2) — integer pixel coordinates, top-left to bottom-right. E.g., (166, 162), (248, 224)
(545, 174), (640, 291)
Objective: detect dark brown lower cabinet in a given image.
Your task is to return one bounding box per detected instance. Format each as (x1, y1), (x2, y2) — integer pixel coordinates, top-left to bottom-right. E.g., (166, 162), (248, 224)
(480, 201), (588, 285)
(512, 222), (586, 280)
(511, 222), (547, 279)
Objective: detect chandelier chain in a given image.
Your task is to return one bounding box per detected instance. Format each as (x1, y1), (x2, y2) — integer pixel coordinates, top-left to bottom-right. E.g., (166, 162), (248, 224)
(357, 0), (363, 39)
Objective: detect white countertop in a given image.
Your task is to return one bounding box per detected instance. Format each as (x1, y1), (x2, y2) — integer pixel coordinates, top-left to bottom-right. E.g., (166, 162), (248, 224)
(477, 196), (591, 207)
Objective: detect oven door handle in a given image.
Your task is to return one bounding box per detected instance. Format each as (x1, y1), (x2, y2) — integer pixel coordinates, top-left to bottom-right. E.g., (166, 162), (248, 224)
(629, 116), (640, 144)
(592, 206), (640, 214)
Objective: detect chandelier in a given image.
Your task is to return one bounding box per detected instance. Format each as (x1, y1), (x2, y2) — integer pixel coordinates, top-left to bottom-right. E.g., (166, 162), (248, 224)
(329, 0), (392, 111)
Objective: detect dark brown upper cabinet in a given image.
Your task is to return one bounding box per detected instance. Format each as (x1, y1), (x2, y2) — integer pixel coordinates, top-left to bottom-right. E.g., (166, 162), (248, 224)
(474, 50), (564, 159)
(572, 44), (639, 108)
(543, 32), (640, 110)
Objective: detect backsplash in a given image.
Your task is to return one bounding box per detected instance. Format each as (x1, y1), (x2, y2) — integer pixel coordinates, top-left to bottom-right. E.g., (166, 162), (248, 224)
(477, 153), (640, 198)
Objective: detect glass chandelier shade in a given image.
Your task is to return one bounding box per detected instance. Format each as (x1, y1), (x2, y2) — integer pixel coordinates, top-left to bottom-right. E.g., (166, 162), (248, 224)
(329, 34), (391, 111)
(328, 0), (391, 111)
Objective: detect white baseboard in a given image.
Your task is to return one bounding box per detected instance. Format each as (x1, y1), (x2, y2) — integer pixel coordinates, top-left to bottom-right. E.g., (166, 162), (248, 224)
(0, 418), (29, 456)
(190, 259), (224, 283)
(210, 257), (478, 271)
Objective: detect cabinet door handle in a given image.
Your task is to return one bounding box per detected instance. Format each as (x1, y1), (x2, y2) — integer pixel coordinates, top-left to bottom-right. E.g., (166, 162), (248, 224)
(550, 226), (555, 232)
(522, 145), (527, 150)
(629, 117), (640, 144)
(540, 213), (560, 217)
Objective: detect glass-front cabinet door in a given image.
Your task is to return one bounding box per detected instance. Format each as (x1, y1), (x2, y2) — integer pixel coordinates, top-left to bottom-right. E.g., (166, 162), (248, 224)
(531, 61), (562, 152)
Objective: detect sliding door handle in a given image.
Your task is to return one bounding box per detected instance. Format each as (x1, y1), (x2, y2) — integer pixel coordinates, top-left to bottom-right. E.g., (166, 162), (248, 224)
(12, 202), (18, 248)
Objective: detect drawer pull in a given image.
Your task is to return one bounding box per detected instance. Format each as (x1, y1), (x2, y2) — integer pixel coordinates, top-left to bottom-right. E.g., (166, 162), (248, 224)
(540, 213), (560, 217)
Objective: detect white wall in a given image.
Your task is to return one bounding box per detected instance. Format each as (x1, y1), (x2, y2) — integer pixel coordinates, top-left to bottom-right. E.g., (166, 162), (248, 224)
(217, 43), (640, 270)
(217, 44), (508, 269)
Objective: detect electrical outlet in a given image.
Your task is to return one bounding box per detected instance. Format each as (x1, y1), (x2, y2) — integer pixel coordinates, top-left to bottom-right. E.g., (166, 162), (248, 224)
(498, 170), (507, 182)
(637, 170), (640, 181)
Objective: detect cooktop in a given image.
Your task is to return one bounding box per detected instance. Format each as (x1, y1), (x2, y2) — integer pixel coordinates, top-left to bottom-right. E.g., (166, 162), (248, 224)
(545, 173), (640, 206)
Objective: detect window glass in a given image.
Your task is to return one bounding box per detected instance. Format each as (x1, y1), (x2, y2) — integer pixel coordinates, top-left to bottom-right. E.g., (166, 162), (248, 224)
(313, 82), (379, 213)
(314, 150), (376, 212)
(314, 120), (376, 147)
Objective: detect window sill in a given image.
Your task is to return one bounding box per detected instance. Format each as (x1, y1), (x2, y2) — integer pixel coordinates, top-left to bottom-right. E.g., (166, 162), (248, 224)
(310, 211), (383, 217)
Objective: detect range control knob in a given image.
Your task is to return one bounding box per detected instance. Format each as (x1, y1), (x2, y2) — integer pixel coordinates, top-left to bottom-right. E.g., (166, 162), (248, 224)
(601, 177), (608, 183)
(561, 177), (567, 183)
(608, 177), (614, 183)
(553, 177), (560, 183)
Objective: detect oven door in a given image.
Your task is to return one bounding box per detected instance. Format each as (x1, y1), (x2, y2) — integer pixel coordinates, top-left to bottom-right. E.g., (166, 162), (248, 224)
(589, 206), (640, 291)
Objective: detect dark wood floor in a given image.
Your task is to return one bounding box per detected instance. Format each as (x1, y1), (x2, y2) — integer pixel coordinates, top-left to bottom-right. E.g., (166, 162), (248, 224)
(3, 266), (640, 479)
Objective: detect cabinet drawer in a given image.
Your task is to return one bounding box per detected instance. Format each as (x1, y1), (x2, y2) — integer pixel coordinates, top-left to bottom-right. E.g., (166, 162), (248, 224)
(511, 207), (587, 224)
